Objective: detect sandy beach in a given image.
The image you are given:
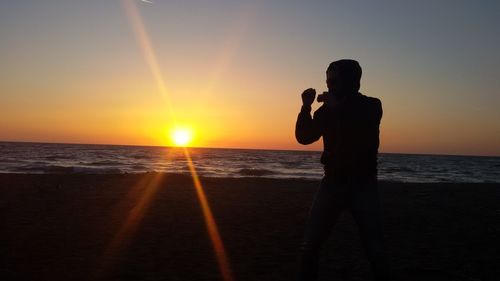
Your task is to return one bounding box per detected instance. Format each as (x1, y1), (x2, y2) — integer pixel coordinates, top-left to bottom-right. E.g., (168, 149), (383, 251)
(0, 173), (498, 281)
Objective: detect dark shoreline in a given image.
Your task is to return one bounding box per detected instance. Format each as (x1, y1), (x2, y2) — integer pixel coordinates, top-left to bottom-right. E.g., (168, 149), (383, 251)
(1, 173), (498, 280)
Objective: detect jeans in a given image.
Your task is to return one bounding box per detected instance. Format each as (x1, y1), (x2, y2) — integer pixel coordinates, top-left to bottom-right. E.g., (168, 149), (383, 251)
(299, 176), (389, 281)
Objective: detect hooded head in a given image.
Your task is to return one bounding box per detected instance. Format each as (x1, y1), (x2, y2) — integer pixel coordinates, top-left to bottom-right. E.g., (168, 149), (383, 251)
(326, 59), (362, 95)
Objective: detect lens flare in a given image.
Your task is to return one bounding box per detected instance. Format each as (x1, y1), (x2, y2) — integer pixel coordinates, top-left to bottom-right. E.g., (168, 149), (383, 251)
(115, 2), (235, 281)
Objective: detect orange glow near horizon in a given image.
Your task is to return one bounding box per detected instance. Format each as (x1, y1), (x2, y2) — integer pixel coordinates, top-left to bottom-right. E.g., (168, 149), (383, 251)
(1, 1), (499, 156)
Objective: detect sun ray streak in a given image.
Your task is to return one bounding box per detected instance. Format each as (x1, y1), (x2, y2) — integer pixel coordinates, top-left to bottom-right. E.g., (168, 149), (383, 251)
(92, 149), (176, 280)
(183, 147), (235, 281)
(197, 4), (259, 103)
(122, 0), (174, 117)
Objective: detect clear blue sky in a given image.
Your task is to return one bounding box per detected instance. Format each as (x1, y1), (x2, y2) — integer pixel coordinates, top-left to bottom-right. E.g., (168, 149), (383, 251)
(1, 0), (499, 155)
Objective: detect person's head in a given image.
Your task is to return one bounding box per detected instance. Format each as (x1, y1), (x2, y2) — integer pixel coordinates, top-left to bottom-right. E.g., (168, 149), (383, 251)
(326, 59), (362, 94)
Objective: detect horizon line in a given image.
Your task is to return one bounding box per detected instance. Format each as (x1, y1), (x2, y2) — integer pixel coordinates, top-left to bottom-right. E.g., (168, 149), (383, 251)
(0, 139), (498, 158)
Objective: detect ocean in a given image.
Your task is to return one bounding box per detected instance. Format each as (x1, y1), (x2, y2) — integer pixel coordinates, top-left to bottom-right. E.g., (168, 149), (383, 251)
(0, 141), (499, 183)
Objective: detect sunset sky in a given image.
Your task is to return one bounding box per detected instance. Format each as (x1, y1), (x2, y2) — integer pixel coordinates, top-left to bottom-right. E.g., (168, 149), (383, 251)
(1, 0), (499, 156)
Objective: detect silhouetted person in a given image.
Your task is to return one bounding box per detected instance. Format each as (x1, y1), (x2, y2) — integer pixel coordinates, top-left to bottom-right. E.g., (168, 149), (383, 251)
(296, 59), (388, 281)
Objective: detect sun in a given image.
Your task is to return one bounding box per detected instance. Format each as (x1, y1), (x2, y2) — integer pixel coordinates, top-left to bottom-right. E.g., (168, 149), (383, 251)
(171, 128), (193, 147)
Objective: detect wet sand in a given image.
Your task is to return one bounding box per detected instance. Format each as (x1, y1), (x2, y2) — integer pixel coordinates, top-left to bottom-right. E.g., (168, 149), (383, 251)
(0, 173), (498, 281)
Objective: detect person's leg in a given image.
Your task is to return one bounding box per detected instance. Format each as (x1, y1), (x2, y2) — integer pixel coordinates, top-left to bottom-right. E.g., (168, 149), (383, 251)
(350, 179), (389, 281)
(299, 177), (347, 281)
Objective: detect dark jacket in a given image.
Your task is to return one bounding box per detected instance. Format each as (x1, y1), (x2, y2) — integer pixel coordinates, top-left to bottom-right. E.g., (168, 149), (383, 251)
(295, 92), (382, 180)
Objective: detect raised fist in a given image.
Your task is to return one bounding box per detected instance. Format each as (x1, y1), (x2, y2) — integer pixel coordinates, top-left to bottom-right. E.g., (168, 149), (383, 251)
(301, 88), (316, 106)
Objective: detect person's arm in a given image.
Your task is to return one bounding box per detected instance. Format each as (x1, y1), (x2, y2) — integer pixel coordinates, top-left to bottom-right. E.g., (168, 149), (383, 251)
(373, 98), (383, 149)
(365, 97), (383, 152)
(295, 89), (322, 144)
